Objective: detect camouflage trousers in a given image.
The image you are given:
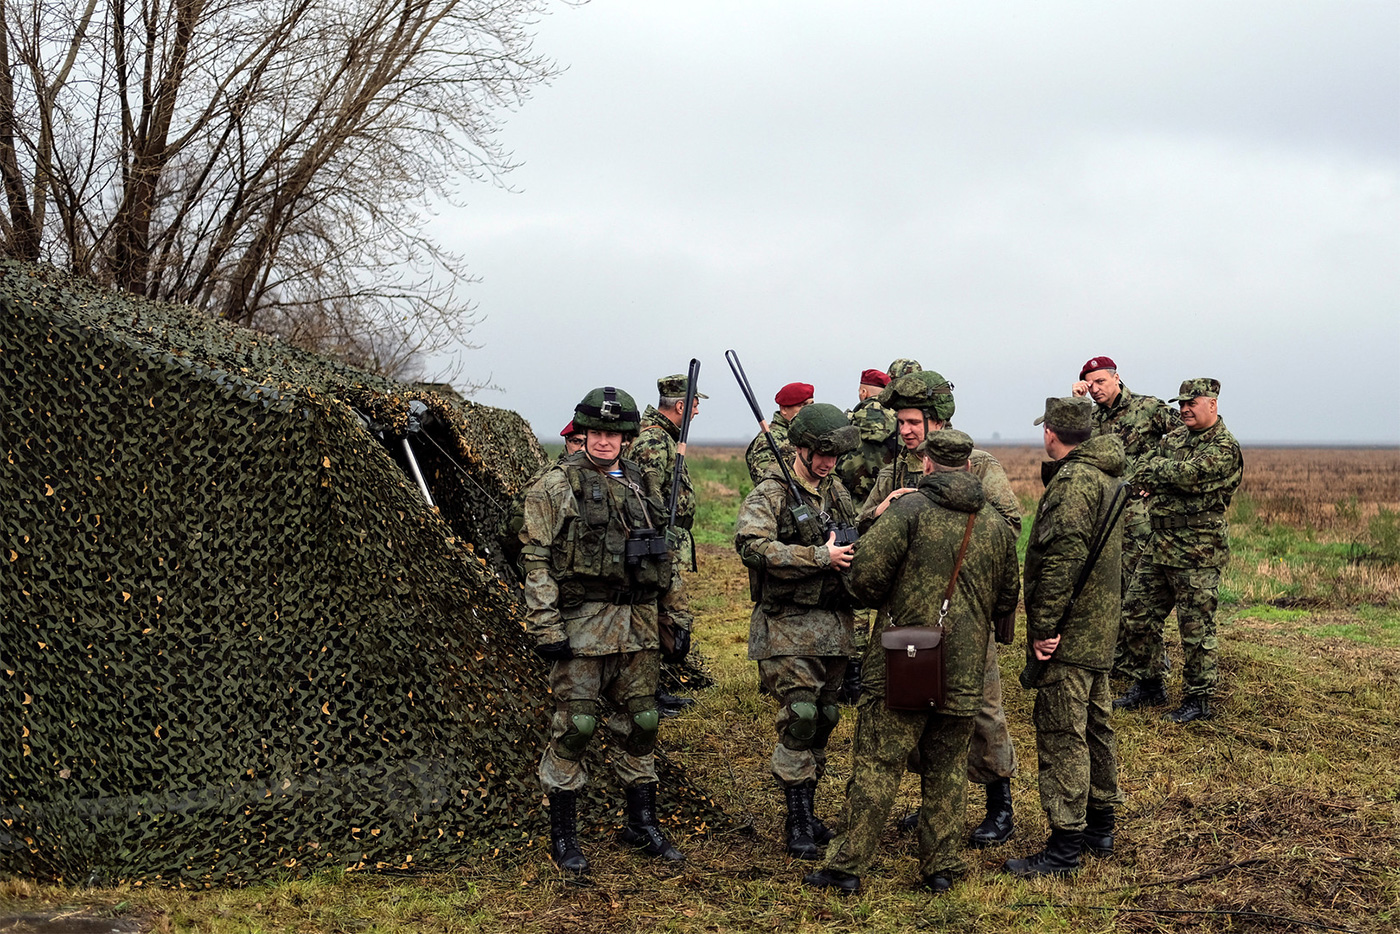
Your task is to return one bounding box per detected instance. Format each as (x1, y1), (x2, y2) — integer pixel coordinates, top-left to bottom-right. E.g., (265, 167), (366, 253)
(824, 707), (976, 879)
(1112, 516), (1152, 672)
(907, 638), (1017, 783)
(1121, 562), (1221, 697)
(1033, 663), (1124, 831)
(538, 650), (661, 794)
(759, 655), (847, 786)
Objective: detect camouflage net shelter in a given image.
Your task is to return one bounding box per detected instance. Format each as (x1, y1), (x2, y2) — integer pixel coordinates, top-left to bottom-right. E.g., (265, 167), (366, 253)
(0, 259), (723, 883)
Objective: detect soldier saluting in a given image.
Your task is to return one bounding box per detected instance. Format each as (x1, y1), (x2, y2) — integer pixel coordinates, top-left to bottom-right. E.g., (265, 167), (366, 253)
(518, 387), (691, 873)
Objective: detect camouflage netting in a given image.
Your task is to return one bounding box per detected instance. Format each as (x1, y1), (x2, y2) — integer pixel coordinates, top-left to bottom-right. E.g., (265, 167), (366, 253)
(0, 259), (725, 884)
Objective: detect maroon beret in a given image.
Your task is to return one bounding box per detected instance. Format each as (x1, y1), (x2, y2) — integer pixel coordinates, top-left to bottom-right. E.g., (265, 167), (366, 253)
(859, 368), (890, 388)
(560, 420), (580, 437)
(1079, 356), (1117, 380)
(774, 382), (815, 406)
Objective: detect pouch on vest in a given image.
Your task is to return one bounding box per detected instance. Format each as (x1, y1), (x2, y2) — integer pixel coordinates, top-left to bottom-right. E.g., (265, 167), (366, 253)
(882, 626), (946, 711)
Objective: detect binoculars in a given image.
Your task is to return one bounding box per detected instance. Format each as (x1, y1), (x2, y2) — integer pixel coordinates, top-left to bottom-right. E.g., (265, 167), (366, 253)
(625, 528), (671, 565)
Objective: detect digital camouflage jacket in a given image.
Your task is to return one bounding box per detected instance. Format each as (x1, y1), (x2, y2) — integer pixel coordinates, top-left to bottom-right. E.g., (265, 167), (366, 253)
(1133, 417), (1244, 568)
(836, 398), (899, 505)
(1024, 434), (1126, 673)
(735, 464), (858, 660)
(857, 447), (1023, 537)
(519, 453), (691, 654)
(844, 470), (1021, 715)
(745, 411), (794, 485)
(1091, 383), (1181, 527)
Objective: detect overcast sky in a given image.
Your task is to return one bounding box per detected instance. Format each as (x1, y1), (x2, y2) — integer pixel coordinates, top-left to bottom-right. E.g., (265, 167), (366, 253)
(427, 0), (1399, 445)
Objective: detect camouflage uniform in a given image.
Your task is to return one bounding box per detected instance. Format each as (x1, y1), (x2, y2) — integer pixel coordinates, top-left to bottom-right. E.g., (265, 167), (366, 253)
(735, 464), (858, 785)
(822, 468), (1020, 880)
(835, 398), (899, 506)
(1088, 383), (1182, 668)
(745, 411), (794, 486)
(520, 452), (690, 793)
(857, 446), (1023, 786)
(1120, 415), (1243, 699)
(631, 404), (697, 566)
(1023, 432), (1127, 832)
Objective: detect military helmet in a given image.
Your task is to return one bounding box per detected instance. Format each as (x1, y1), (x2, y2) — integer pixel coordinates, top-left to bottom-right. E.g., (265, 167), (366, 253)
(878, 370), (956, 422)
(788, 403), (860, 456)
(572, 386), (641, 435)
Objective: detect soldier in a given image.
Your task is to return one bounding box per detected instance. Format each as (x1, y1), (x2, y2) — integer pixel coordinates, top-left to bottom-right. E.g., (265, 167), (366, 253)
(561, 420), (586, 458)
(1114, 379), (1243, 724)
(804, 430), (1020, 895)
(836, 368), (898, 507)
(1070, 356), (1182, 675)
(630, 374), (707, 718)
(857, 369), (1024, 847)
(519, 387), (691, 873)
(735, 403), (860, 859)
(745, 382), (815, 484)
(1004, 398), (1126, 878)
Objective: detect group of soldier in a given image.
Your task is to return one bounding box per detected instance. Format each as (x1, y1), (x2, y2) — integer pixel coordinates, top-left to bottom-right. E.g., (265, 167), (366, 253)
(514, 355), (1243, 895)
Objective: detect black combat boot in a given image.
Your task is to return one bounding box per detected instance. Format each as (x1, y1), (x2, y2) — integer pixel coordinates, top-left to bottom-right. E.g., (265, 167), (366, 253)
(803, 781), (834, 844)
(1166, 695), (1212, 723)
(1113, 677), (1168, 710)
(548, 789), (588, 873)
(1083, 806), (1115, 857)
(783, 783), (821, 860)
(618, 783), (684, 861)
(802, 868), (860, 894)
(969, 777), (1015, 847)
(1003, 828), (1084, 877)
(655, 690), (695, 719)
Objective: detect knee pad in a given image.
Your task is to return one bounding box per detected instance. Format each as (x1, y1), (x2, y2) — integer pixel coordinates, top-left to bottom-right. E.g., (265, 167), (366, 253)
(781, 690), (819, 751)
(624, 696), (660, 757)
(555, 700), (599, 761)
(812, 703), (841, 750)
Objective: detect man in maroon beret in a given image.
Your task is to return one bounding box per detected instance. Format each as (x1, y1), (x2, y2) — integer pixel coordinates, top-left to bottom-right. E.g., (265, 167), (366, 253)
(746, 382), (815, 484)
(1070, 356), (1181, 677)
(560, 420), (586, 458)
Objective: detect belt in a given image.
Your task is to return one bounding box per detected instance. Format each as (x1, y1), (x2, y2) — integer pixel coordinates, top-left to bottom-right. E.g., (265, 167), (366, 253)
(1151, 512), (1224, 531)
(579, 586), (656, 606)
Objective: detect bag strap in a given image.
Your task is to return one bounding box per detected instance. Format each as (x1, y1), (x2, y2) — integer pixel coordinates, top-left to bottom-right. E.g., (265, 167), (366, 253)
(936, 512), (979, 629)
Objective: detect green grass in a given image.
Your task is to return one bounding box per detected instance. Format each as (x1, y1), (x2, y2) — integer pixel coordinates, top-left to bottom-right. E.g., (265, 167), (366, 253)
(5, 451), (1398, 933)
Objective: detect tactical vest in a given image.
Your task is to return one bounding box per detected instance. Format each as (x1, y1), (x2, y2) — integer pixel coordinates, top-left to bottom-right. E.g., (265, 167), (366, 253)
(749, 477), (856, 611)
(550, 458), (672, 607)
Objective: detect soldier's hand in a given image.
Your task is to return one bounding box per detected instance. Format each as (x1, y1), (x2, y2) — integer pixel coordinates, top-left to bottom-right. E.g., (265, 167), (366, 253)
(1032, 635), (1060, 661)
(1071, 380), (1090, 397)
(534, 639), (573, 663)
(661, 627), (691, 664)
(826, 531), (855, 570)
(874, 486), (918, 519)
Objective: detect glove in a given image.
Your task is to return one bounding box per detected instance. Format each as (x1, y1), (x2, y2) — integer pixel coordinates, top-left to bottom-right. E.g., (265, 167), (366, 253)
(661, 626), (691, 665)
(533, 639), (573, 663)
(839, 656), (864, 705)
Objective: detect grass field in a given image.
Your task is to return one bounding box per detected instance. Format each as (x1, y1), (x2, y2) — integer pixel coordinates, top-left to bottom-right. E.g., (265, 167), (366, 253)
(3, 446), (1398, 933)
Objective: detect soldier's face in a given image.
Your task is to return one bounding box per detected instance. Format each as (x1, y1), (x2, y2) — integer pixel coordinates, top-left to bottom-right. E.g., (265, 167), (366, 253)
(794, 447), (838, 482)
(564, 434), (586, 454)
(896, 410), (944, 450)
(1179, 396), (1218, 430)
(1083, 369), (1121, 405)
(585, 430), (623, 462)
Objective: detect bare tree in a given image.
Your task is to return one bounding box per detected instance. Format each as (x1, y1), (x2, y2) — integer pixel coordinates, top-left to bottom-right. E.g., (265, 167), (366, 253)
(0, 0), (557, 377)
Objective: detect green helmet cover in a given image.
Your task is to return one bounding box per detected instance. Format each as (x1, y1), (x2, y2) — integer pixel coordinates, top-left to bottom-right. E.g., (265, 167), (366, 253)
(573, 386), (641, 434)
(788, 403), (860, 455)
(878, 370), (956, 422)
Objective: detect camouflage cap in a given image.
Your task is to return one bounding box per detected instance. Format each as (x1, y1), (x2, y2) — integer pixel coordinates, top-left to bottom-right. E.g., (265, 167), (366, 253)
(657, 374), (707, 399)
(1033, 396), (1094, 432)
(886, 358), (923, 379)
(915, 428), (974, 467)
(1168, 378), (1221, 402)
(877, 370), (956, 422)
